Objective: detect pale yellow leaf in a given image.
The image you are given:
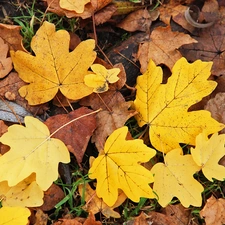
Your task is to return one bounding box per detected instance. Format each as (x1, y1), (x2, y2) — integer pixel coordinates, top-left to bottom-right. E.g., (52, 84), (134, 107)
(151, 148), (203, 207)
(0, 173), (43, 207)
(59, 0), (90, 13)
(191, 132), (225, 181)
(0, 116), (70, 191)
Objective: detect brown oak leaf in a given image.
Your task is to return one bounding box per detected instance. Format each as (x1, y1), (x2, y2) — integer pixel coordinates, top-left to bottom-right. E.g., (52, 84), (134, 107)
(137, 26), (197, 72)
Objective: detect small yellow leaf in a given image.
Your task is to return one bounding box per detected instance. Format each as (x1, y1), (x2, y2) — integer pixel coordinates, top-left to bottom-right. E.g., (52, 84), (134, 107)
(84, 64), (120, 93)
(191, 132), (225, 181)
(59, 0), (90, 13)
(89, 126), (156, 206)
(134, 57), (224, 153)
(0, 206), (30, 225)
(11, 21), (96, 105)
(0, 173), (43, 207)
(0, 116), (70, 191)
(151, 148), (203, 207)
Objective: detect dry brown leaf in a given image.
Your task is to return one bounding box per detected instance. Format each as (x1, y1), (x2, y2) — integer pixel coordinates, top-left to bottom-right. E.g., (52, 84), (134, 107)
(80, 91), (136, 150)
(117, 9), (159, 32)
(0, 72), (48, 115)
(0, 37), (12, 78)
(137, 26), (197, 72)
(34, 209), (48, 225)
(83, 213), (102, 225)
(200, 196), (225, 225)
(53, 218), (82, 225)
(162, 204), (191, 225)
(205, 92), (225, 133)
(46, 0), (112, 19)
(37, 184), (65, 212)
(0, 120), (9, 155)
(79, 182), (126, 218)
(94, 4), (117, 25)
(45, 107), (96, 164)
(0, 23), (26, 51)
(180, 20), (225, 76)
(159, 0), (190, 25)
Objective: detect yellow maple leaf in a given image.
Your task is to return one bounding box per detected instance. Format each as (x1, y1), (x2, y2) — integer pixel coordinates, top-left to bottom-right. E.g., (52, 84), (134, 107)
(133, 57), (224, 153)
(191, 132), (225, 181)
(0, 206), (30, 225)
(151, 148), (203, 207)
(84, 64), (120, 93)
(0, 116), (70, 191)
(89, 126), (156, 206)
(0, 173), (43, 207)
(11, 21), (96, 105)
(59, 0), (90, 13)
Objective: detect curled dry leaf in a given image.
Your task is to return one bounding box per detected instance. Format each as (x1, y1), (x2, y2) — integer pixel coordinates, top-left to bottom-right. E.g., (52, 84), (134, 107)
(137, 26), (197, 72)
(45, 107), (96, 164)
(0, 37), (12, 78)
(94, 4), (117, 25)
(200, 196), (225, 225)
(205, 92), (225, 133)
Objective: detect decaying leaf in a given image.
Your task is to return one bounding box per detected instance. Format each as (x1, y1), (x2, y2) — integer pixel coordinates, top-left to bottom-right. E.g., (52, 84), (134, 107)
(117, 9), (159, 33)
(137, 26), (197, 72)
(89, 126), (156, 206)
(0, 37), (12, 78)
(205, 92), (225, 133)
(84, 64), (120, 93)
(11, 21), (96, 105)
(0, 206), (30, 225)
(59, 0), (90, 13)
(38, 183), (65, 211)
(151, 148), (203, 207)
(191, 132), (225, 181)
(0, 116), (70, 191)
(0, 23), (26, 51)
(200, 196), (225, 225)
(80, 90), (136, 150)
(46, 0), (112, 19)
(133, 57), (224, 153)
(79, 182), (126, 218)
(45, 107), (96, 164)
(180, 20), (225, 76)
(0, 173), (43, 207)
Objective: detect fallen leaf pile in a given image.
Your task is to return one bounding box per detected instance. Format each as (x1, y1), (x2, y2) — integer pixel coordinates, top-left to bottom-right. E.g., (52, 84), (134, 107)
(1, 0), (225, 224)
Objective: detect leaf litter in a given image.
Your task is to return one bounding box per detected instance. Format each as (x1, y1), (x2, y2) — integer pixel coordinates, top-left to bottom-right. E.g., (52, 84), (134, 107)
(1, 0), (225, 224)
